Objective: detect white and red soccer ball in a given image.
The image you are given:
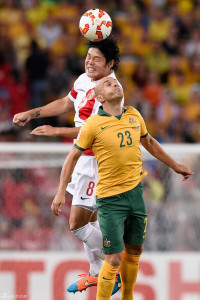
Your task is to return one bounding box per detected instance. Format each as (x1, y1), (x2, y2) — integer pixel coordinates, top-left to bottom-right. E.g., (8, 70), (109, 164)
(79, 8), (112, 42)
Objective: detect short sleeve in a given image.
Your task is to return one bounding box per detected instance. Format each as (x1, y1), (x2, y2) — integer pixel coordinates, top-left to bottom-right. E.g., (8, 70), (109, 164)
(68, 86), (77, 102)
(68, 74), (81, 102)
(75, 117), (95, 150)
(139, 114), (148, 138)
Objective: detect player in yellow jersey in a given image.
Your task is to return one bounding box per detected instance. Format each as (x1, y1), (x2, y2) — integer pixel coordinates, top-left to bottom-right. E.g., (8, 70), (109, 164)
(51, 76), (193, 300)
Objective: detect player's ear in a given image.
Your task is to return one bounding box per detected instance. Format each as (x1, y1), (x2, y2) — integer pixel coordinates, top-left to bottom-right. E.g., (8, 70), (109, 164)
(108, 59), (114, 69)
(96, 95), (104, 104)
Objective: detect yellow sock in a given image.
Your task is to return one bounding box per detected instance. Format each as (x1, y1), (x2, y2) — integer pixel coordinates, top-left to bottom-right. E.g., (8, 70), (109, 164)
(120, 250), (140, 300)
(96, 260), (120, 300)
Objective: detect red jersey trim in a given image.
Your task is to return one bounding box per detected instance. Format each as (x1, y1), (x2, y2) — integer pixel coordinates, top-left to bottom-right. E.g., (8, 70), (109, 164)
(71, 87), (78, 99)
(83, 148), (94, 156)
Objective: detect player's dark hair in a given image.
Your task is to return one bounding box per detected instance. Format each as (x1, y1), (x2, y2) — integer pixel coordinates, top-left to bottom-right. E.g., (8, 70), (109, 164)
(87, 36), (120, 71)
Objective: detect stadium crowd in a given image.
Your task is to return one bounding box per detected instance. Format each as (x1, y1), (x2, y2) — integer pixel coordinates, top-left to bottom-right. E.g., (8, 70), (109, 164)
(0, 155), (199, 251)
(0, 0), (200, 252)
(0, 0), (200, 142)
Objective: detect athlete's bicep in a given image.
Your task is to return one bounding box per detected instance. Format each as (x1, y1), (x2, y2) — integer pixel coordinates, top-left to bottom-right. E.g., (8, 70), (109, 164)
(63, 95), (75, 113)
(69, 146), (83, 160)
(140, 133), (152, 150)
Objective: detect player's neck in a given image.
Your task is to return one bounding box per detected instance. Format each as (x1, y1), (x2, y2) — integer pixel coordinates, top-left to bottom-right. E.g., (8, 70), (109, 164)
(102, 101), (122, 116)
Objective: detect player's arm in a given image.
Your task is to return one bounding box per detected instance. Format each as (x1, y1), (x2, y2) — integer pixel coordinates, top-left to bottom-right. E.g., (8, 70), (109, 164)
(13, 95), (74, 127)
(140, 134), (193, 181)
(31, 125), (80, 138)
(51, 146), (83, 216)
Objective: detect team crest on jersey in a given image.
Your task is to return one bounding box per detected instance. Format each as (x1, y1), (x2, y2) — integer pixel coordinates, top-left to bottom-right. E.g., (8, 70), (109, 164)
(103, 237), (111, 248)
(86, 88), (95, 100)
(129, 117), (136, 123)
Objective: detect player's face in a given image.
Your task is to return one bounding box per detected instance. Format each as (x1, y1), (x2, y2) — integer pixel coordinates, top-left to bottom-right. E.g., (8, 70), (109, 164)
(85, 48), (113, 81)
(99, 77), (123, 102)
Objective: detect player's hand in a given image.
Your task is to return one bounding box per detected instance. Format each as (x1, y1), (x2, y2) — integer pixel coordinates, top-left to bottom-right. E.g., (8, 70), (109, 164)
(51, 193), (66, 216)
(31, 125), (58, 137)
(13, 112), (31, 127)
(173, 164), (194, 181)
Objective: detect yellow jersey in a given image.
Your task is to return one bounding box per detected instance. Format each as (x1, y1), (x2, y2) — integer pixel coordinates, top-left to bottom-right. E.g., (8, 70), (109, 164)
(75, 106), (148, 198)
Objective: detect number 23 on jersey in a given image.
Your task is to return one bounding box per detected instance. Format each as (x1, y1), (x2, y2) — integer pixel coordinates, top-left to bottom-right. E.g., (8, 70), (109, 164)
(117, 130), (133, 148)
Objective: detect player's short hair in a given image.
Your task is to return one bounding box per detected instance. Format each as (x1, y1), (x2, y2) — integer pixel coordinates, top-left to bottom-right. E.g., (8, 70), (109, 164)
(88, 36), (120, 71)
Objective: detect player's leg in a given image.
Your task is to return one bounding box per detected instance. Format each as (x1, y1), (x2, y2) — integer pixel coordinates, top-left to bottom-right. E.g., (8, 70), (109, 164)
(67, 156), (104, 259)
(120, 244), (143, 300)
(96, 194), (128, 299)
(66, 155), (106, 293)
(86, 215), (121, 296)
(84, 214), (105, 276)
(121, 182), (147, 300)
(97, 253), (122, 300)
(67, 205), (104, 293)
(69, 207), (104, 268)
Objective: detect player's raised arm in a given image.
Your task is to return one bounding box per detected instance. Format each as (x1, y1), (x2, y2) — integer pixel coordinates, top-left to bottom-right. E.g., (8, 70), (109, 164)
(140, 134), (194, 181)
(13, 95), (74, 127)
(51, 146), (83, 216)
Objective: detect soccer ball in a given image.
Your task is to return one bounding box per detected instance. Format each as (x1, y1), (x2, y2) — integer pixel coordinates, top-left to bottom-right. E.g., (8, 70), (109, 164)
(79, 8), (112, 42)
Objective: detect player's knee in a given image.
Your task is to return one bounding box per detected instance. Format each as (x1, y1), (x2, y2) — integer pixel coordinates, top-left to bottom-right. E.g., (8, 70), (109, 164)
(69, 219), (81, 231)
(124, 244), (143, 256)
(69, 216), (91, 231)
(105, 252), (122, 266)
(69, 206), (93, 231)
(90, 211), (98, 222)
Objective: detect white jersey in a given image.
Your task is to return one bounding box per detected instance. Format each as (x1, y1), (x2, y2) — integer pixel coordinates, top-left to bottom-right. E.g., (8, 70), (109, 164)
(68, 71), (124, 128)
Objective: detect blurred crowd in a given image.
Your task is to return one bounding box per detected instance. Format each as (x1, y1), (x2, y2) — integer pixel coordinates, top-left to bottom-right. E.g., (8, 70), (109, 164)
(0, 154), (199, 251)
(0, 165), (83, 251)
(0, 0), (200, 142)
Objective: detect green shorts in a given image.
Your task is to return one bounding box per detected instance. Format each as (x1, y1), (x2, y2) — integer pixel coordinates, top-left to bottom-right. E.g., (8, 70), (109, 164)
(96, 182), (147, 254)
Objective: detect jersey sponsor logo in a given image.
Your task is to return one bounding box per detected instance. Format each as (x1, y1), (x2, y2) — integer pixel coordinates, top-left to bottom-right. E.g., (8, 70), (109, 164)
(129, 117), (136, 123)
(132, 126), (140, 130)
(103, 237), (111, 248)
(84, 280), (98, 286)
(103, 276), (115, 280)
(101, 125), (109, 130)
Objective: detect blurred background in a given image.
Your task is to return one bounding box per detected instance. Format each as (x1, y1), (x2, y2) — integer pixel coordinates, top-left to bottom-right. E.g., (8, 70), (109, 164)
(0, 0), (200, 299)
(0, 0), (200, 144)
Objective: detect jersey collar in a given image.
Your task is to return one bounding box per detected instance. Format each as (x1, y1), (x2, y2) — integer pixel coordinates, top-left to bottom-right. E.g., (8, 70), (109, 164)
(98, 106), (127, 120)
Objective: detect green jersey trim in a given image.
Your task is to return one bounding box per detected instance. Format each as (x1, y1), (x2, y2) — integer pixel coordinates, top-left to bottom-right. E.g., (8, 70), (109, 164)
(74, 144), (85, 151)
(141, 132), (148, 138)
(98, 106), (127, 120)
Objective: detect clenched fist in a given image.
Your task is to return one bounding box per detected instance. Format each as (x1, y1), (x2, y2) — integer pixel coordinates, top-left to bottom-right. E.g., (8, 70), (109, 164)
(13, 112), (31, 127)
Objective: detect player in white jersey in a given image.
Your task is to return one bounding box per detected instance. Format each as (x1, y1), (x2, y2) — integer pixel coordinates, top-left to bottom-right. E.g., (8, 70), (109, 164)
(13, 37), (121, 294)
